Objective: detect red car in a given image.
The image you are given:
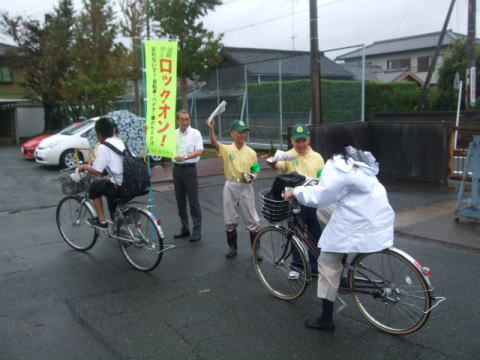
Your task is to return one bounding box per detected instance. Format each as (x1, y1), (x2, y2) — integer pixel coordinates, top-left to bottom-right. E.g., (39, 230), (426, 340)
(20, 122), (84, 159)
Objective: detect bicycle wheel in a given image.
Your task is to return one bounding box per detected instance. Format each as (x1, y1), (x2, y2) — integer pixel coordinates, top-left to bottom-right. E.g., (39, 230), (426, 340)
(118, 207), (163, 272)
(253, 226), (309, 300)
(348, 249), (431, 335)
(56, 196), (98, 251)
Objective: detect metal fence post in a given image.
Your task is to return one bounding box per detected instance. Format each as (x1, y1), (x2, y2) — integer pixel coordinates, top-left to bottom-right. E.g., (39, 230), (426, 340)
(279, 59), (283, 148)
(245, 64), (250, 144)
(216, 68), (222, 140)
(361, 44), (366, 122)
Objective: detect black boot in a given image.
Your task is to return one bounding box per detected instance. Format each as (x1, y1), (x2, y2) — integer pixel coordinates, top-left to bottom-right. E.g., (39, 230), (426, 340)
(225, 230), (237, 259)
(304, 299), (335, 331)
(250, 231), (262, 262)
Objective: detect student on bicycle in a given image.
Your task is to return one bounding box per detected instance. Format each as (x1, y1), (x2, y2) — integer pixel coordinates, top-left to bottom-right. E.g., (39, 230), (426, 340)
(267, 124), (324, 279)
(78, 117), (125, 229)
(284, 124), (395, 332)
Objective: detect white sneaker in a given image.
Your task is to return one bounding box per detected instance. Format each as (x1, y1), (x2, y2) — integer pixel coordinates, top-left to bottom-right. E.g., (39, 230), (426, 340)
(288, 270), (300, 280)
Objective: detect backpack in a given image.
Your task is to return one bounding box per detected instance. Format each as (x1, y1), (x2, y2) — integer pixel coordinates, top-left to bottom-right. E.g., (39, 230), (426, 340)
(270, 172), (306, 200)
(103, 141), (150, 200)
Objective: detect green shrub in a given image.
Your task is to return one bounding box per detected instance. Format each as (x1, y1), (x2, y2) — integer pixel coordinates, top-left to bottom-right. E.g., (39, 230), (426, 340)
(239, 78), (420, 122)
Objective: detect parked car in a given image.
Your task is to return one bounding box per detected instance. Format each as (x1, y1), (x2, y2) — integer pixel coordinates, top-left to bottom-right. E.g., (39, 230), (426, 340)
(35, 118), (99, 168)
(20, 122), (84, 159)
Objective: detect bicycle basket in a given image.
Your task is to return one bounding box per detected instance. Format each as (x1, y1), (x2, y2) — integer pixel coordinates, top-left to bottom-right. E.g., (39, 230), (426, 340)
(259, 188), (291, 223)
(59, 169), (89, 195)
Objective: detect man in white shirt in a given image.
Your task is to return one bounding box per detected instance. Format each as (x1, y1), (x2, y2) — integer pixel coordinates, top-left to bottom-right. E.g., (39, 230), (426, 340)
(78, 117), (125, 229)
(172, 110), (204, 242)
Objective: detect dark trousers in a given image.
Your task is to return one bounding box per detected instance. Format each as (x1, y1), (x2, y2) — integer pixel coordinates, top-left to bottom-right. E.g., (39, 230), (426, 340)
(291, 205), (322, 274)
(173, 164), (202, 236)
(88, 179), (121, 219)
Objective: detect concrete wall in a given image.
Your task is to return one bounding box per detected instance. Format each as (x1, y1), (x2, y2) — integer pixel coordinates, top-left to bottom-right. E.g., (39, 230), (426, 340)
(15, 106), (44, 143)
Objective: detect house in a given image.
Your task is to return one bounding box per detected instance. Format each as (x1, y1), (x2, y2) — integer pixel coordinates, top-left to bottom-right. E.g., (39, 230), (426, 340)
(341, 62), (425, 86)
(0, 42), (44, 144)
(336, 30), (472, 85)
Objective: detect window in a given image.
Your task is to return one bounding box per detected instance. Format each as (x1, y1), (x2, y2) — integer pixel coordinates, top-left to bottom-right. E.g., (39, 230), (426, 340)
(417, 56), (431, 72)
(387, 58), (410, 70)
(0, 66), (12, 83)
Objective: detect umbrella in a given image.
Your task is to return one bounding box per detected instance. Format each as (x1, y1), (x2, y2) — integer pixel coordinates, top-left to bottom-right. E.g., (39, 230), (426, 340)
(87, 110), (147, 157)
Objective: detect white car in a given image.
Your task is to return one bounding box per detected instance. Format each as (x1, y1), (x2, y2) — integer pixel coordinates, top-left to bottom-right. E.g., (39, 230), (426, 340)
(35, 118), (99, 168)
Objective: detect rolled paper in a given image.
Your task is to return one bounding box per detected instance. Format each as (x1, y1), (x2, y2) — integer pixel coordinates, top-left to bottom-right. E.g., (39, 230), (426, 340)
(207, 100), (227, 125)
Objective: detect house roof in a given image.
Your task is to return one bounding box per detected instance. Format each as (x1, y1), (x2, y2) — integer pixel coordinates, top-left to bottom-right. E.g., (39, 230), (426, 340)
(0, 42), (17, 57)
(340, 63), (384, 81)
(221, 47), (353, 79)
(340, 63), (423, 85)
(337, 30), (471, 60)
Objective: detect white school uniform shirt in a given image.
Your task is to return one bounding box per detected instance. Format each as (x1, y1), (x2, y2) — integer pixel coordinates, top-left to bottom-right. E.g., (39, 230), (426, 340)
(92, 137), (125, 185)
(172, 126), (204, 164)
(293, 153), (395, 253)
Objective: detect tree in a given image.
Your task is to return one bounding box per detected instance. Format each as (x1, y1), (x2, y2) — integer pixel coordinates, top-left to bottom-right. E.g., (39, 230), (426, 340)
(120, 0), (146, 115)
(150, 0), (223, 110)
(0, 0), (75, 130)
(63, 0), (127, 117)
(433, 39), (480, 110)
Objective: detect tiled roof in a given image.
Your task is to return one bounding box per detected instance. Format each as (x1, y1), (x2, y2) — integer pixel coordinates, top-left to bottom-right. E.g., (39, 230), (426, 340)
(337, 30), (470, 60)
(221, 47), (353, 79)
(340, 63), (384, 81)
(0, 42), (17, 57)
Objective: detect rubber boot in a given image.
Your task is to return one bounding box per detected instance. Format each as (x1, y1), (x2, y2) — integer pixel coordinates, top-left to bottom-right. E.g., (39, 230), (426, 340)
(304, 299), (335, 331)
(250, 231), (262, 262)
(226, 230), (237, 259)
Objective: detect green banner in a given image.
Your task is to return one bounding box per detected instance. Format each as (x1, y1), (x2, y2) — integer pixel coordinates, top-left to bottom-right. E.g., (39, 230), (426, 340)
(145, 40), (178, 158)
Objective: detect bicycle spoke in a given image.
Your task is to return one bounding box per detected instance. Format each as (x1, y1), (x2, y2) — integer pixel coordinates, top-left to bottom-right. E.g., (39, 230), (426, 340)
(253, 227), (308, 300)
(350, 250), (431, 334)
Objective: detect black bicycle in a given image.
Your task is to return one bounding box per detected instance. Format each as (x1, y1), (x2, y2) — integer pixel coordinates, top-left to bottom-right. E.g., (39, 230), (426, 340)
(56, 168), (172, 272)
(252, 181), (445, 335)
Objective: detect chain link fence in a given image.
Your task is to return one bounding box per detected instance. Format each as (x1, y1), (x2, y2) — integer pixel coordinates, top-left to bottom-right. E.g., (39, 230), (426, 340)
(188, 52), (363, 149)
(118, 52), (365, 149)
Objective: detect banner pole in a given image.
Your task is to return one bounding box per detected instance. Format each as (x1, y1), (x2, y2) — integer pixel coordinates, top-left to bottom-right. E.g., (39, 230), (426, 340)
(141, 40), (154, 208)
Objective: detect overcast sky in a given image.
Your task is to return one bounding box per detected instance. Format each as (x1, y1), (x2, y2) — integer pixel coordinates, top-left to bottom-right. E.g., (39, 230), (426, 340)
(1, 0), (477, 58)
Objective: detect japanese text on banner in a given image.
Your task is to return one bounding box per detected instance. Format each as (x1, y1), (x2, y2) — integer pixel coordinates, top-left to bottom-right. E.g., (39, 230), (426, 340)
(145, 40), (178, 158)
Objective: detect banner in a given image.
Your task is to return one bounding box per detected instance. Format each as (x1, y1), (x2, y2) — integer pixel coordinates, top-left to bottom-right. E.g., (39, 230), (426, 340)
(144, 40), (178, 158)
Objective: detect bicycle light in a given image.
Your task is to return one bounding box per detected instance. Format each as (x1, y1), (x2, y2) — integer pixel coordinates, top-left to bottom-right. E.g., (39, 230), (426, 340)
(156, 219), (161, 226)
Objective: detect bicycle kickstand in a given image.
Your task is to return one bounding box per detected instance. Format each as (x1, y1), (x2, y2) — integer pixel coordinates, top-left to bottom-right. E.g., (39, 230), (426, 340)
(336, 295), (349, 314)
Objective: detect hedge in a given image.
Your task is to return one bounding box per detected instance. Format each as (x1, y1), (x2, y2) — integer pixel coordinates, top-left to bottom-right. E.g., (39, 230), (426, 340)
(239, 78), (420, 122)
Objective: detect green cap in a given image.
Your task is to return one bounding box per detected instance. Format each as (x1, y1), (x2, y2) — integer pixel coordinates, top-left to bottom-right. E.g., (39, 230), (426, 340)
(230, 120), (250, 132)
(291, 123), (310, 140)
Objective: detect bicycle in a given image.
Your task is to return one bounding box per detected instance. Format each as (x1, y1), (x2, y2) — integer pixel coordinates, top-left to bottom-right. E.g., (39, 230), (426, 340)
(56, 168), (173, 272)
(252, 181), (446, 335)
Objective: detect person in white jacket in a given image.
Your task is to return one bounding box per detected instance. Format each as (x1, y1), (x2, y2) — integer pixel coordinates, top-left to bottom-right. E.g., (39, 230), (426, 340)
(284, 125), (395, 332)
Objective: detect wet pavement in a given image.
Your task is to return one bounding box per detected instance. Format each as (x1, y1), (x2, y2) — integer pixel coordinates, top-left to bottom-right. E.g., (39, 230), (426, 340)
(1, 145), (479, 360)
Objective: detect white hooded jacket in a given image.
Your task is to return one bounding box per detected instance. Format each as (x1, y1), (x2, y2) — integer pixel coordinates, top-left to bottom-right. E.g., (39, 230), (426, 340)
(293, 148), (394, 253)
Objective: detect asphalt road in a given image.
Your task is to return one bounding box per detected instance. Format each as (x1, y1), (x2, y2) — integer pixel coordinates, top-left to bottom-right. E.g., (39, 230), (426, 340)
(0, 145), (478, 360)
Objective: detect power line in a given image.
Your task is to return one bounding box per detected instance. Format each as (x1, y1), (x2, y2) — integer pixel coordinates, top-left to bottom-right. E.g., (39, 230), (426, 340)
(220, 0), (346, 34)
(392, 0), (415, 38)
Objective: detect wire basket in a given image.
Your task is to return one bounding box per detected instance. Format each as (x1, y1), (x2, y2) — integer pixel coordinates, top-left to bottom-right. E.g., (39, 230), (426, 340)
(259, 188), (292, 223)
(59, 169), (89, 195)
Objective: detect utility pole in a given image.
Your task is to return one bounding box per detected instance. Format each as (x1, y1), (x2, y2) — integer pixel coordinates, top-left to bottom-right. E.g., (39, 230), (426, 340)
(145, 0), (150, 39)
(466, 0), (476, 110)
(417, 0), (456, 110)
(310, 0), (322, 124)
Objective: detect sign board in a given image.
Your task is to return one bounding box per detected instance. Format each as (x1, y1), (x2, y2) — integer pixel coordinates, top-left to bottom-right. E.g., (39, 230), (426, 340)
(144, 40), (178, 158)
(470, 66), (476, 107)
(454, 72), (460, 90)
